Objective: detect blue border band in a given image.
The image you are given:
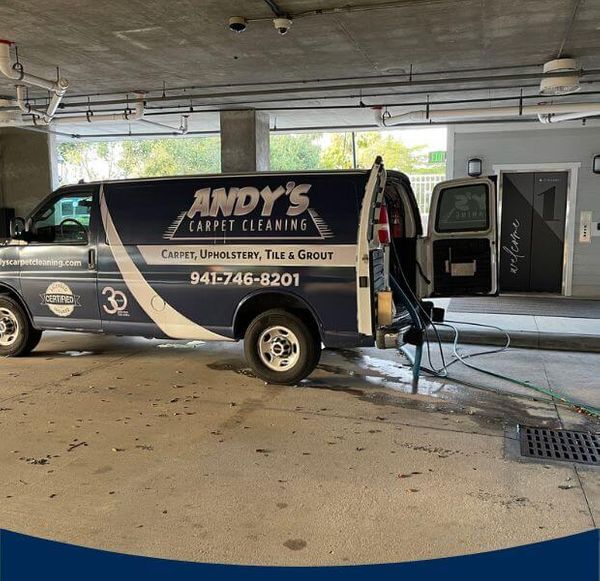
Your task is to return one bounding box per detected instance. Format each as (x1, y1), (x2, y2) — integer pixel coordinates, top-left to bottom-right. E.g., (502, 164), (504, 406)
(1, 528), (598, 580)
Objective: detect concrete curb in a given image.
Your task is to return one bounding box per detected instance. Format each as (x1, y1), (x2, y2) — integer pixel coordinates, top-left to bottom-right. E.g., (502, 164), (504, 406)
(427, 327), (600, 353)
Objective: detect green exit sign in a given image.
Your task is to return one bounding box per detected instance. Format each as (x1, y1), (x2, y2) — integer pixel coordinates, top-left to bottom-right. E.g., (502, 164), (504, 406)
(428, 150), (446, 163)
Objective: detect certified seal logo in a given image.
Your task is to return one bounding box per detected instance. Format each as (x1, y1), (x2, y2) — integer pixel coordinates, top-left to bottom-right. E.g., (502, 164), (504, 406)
(40, 281), (81, 317)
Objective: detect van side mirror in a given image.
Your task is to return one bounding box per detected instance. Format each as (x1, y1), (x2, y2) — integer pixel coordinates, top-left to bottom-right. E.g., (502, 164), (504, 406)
(9, 217), (26, 239)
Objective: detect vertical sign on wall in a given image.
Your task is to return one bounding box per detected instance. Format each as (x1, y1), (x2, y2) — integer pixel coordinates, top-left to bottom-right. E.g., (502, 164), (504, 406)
(529, 172), (567, 292)
(500, 172), (568, 293)
(500, 173), (534, 291)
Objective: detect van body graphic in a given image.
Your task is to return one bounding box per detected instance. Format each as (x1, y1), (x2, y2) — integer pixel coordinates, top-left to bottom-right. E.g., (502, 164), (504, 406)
(165, 182), (330, 240)
(40, 282), (80, 317)
(0, 161), (498, 384)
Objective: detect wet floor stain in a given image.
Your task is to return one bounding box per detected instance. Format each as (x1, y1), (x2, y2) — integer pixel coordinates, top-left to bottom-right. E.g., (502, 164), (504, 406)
(316, 349), (455, 396)
(157, 341), (205, 350)
(208, 360), (256, 378)
(204, 350), (598, 431)
(93, 465), (113, 475)
(283, 539), (307, 551)
(300, 382), (366, 397)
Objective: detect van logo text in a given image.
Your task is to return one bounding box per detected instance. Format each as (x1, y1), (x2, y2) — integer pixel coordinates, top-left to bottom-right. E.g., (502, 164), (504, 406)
(186, 182), (310, 218)
(164, 182), (332, 241)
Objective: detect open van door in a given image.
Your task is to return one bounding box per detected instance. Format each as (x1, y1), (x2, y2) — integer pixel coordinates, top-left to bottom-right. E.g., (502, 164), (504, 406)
(420, 177), (497, 297)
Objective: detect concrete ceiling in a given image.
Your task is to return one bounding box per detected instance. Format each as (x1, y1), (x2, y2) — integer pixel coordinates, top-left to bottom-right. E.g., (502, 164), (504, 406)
(1, 0), (600, 136)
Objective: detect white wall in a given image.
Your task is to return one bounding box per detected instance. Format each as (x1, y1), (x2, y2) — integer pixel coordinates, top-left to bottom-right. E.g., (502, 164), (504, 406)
(450, 123), (600, 298)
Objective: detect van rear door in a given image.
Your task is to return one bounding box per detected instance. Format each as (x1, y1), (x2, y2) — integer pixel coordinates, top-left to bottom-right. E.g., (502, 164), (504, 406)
(420, 177), (498, 297)
(356, 157), (387, 338)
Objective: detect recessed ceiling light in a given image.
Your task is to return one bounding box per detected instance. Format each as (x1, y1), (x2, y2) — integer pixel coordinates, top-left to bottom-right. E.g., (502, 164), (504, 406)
(228, 16), (247, 33)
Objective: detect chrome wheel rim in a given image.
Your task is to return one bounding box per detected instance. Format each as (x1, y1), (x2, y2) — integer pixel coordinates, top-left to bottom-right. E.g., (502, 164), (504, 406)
(0, 307), (19, 347)
(258, 325), (300, 372)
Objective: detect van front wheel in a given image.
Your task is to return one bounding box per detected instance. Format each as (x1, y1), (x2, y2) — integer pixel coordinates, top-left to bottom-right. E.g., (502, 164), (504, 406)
(244, 309), (320, 385)
(0, 296), (41, 357)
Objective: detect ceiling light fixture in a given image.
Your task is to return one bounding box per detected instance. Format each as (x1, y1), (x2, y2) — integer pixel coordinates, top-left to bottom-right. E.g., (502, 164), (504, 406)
(228, 16), (247, 33)
(539, 58), (581, 96)
(467, 158), (483, 177)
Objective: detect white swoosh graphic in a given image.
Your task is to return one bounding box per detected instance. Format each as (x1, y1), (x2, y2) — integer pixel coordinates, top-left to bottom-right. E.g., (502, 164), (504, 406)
(100, 187), (230, 341)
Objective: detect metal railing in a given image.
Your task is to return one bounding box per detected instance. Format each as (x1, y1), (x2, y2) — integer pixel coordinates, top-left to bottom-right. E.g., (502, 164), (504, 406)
(406, 174), (446, 211)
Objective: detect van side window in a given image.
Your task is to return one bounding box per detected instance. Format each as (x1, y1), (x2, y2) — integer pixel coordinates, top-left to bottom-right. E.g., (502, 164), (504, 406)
(435, 184), (489, 233)
(31, 193), (92, 244)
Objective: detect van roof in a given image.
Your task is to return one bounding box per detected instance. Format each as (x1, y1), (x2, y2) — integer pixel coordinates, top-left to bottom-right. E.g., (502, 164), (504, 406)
(63, 168), (373, 188)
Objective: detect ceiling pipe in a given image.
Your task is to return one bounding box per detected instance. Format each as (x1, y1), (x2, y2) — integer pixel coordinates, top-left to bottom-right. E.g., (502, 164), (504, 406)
(25, 116), (548, 143)
(51, 93), (145, 125)
(537, 111), (600, 123)
(38, 86), (596, 119)
(0, 40), (68, 93)
(42, 81), (599, 114)
(0, 80), (559, 113)
(15, 85), (58, 123)
(21, 69), (600, 111)
(38, 61), (549, 102)
(139, 114), (189, 134)
(373, 101), (600, 126)
(0, 40), (68, 123)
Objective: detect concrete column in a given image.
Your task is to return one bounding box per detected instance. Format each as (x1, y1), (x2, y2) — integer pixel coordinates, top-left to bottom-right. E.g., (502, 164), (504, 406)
(0, 128), (55, 217)
(220, 110), (270, 173)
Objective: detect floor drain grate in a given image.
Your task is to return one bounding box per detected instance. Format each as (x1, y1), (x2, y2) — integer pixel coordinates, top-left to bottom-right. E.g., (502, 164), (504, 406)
(519, 426), (600, 465)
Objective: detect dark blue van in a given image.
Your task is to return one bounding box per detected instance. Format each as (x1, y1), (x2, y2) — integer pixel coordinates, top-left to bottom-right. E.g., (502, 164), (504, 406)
(0, 159), (497, 384)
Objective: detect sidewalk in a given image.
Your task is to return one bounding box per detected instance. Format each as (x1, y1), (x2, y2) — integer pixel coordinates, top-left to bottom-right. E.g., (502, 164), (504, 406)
(430, 297), (600, 353)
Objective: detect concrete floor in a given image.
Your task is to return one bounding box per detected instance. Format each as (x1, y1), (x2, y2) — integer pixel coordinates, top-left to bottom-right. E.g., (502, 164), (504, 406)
(0, 332), (598, 565)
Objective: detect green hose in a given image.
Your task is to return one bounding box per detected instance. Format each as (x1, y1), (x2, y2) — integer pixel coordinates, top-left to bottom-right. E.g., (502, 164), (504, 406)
(431, 321), (600, 420)
(452, 354), (600, 419)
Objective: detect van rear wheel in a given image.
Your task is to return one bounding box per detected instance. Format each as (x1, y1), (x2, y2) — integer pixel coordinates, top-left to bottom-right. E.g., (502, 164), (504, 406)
(0, 296), (41, 357)
(244, 309), (321, 385)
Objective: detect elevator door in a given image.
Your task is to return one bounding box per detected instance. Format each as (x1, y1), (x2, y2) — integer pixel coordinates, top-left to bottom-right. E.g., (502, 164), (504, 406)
(500, 172), (567, 293)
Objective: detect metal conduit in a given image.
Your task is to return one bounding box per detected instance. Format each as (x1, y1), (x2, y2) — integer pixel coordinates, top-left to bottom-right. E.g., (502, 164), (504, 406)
(13, 76), (600, 115)
(42, 87), (600, 118)
(23, 117), (543, 141)
(30, 85), (600, 130)
(24, 69), (600, 111)
(57, 62), (544, 100)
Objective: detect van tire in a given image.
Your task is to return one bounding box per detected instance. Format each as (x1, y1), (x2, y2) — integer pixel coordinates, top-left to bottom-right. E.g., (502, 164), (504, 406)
(0, 296), (40, 357)
(244, 309), (321, 385)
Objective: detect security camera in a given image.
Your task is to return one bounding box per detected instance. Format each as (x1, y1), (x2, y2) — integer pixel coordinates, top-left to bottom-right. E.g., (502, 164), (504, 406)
(228, 16), (247, 33)
(273, 17), (292, 35)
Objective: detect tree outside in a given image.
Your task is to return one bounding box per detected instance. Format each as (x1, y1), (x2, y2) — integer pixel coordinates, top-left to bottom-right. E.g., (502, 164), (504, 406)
(57, 129), (445, 184)
(118, 137), (221, 178)
(58, 142), (125, 183)
(270, 133), (321, 171)
(319, 131), (435, 173)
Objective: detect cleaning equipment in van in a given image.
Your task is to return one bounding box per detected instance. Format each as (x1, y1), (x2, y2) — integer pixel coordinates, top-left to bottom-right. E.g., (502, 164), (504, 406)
(388, 274), (424, 390)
